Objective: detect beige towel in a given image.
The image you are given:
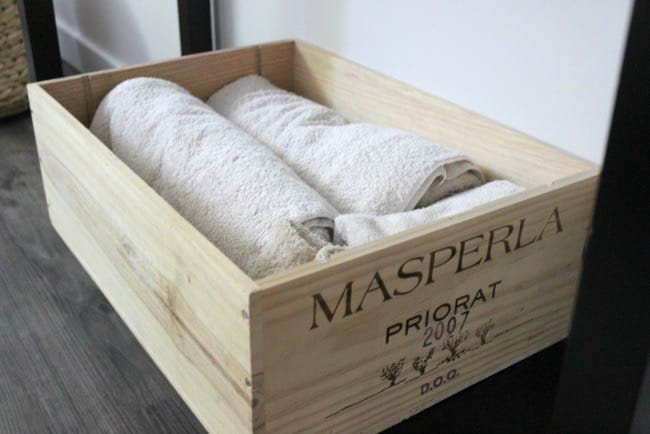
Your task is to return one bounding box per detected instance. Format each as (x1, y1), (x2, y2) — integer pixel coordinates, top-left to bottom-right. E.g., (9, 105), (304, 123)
(207, 75), (484, 215)
(336, 181), (524, 247)
(90, 77), (339, 279)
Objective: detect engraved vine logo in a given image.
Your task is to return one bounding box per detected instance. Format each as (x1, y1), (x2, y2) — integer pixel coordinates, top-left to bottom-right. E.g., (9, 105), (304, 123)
(412, 348), (435, 376)
(476, 319), (495, 345)
(326, 316), (499, 418)
(380, 358), (405, 387)
(442, 332), (468, 362)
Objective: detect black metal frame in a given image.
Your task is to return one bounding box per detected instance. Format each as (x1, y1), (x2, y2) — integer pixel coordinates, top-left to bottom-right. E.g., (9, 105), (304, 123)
(17, 0), (216, 81)
(177, 0), (214, 55)
(550, 1), (649, 432)
(16, 0), (63, 81)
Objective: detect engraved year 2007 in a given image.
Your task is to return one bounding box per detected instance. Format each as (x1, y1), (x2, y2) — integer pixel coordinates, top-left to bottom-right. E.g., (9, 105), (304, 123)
(385, 280), (501, 346)
(422, 311), (470, 347)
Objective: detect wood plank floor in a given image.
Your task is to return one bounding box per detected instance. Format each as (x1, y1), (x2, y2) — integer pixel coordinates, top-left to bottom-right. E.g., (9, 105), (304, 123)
(0, 112), (565, 433)
(0, 114), (205, 434)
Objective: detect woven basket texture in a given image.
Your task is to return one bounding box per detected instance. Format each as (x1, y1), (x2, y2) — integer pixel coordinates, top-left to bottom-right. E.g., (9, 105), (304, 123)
(0, 0), (29, 118)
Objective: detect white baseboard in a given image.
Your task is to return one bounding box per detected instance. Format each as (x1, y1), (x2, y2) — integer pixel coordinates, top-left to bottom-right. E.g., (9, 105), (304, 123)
(55, 20), (122, 72)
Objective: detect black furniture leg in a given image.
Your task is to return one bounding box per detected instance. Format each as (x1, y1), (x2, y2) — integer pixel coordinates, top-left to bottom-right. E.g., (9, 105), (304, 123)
(177, 0), (213, 55)
(16, 0), (63, 81)
(550, 1), (649, 432)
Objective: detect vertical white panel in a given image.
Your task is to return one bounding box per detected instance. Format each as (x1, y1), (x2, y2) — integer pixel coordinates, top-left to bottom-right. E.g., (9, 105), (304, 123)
(53, 0), (181, 71)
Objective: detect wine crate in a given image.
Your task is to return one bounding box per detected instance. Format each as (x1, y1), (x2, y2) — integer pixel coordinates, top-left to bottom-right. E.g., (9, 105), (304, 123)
(27, 40), (598, 433)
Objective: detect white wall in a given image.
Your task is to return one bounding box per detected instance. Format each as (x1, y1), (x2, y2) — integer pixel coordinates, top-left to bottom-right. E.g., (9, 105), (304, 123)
(218, 0), (633, 164)
(53, 0), (181, 72)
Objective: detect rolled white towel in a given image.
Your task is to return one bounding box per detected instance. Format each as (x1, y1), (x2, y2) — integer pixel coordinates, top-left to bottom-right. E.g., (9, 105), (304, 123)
(207, 75), (484, 215)
(335, 180), (525, 247)
(90, 77), (339, 279)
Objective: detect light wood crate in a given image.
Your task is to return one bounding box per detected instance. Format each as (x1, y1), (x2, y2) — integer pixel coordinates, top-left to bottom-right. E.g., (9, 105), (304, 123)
(27, 41), (599, 433)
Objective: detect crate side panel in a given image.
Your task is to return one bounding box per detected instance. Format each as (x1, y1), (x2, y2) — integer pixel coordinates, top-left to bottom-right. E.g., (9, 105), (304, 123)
(86, 47), (259, 119)
(29, 85), (257, 433)
(259, 41), (294, 91)
(260, 176), (597, 433)
(38, 76), (93, 126)
(293, 42), (595, 187)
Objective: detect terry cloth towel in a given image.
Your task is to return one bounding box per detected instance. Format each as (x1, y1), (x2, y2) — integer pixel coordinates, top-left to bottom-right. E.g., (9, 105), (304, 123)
(256, 220), (347, 278)
(335, 180), (524, 247)
(90, 77), (338, 279)
(207, 75), (484, 214)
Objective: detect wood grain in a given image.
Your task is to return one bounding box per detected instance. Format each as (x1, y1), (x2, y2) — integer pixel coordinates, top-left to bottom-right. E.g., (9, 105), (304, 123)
(293, 41), (595, 187)
(36, 75), (92, 125)
(257, 174), (597, 433)
(28, 83), (258, 433)
(259, 41), (294, 91)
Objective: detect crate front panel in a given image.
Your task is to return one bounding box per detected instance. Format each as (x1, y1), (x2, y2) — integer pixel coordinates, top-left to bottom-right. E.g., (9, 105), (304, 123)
(260, 177), (596, 433)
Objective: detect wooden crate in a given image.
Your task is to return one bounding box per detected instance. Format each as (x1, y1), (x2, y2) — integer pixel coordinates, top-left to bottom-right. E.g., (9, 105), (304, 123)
(27, 41), (599, 433)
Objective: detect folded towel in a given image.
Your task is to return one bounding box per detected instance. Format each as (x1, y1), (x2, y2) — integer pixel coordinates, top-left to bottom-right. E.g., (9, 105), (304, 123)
(256, 220), (346, 278)
(207, 75), (484, 215)
(335, 180), (524, 247)
(90, 77), (339, 279)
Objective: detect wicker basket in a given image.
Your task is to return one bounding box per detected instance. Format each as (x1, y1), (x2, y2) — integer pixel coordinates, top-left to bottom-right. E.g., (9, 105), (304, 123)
(0, 0), (29, 118)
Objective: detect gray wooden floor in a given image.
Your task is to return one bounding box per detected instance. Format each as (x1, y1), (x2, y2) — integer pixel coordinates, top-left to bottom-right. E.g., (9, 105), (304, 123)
(0, 114), (205, 433)
(7, 112), (632, 433)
